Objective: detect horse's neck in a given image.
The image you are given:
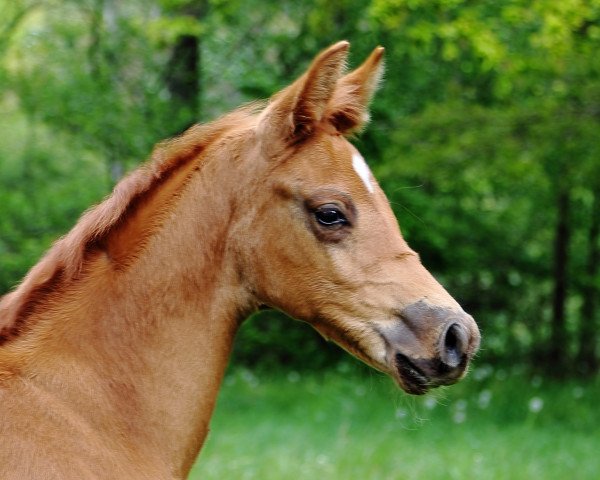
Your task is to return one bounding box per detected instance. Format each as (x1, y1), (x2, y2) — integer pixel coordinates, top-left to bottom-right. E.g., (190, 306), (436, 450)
(14, 160), (253, 476)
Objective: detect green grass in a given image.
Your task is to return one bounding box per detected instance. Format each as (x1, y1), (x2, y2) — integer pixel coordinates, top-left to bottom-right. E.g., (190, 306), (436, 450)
(190, 364), (599, 479)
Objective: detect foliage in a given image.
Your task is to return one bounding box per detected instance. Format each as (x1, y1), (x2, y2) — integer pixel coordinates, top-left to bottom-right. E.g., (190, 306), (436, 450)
(0, 0), (599, 375)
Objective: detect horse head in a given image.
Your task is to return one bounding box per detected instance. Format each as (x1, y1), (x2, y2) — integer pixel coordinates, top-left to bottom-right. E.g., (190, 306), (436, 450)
(236, 42), (480, 394)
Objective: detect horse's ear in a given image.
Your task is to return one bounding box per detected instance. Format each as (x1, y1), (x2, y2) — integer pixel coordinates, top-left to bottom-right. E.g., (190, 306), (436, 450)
(326, 46), (385, 135)
(260, 41), (349, 144)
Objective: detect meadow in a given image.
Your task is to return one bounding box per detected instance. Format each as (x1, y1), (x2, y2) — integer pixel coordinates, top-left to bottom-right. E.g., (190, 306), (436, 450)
(191, 363), (599, 480)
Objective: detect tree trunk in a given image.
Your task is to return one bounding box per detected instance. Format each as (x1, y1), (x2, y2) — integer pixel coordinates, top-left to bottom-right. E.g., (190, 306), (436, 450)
(576, 189), (600, 374)
(548, 185), (571, 375)
(165, 34), (200, 124)
(164, 1), (207, 134)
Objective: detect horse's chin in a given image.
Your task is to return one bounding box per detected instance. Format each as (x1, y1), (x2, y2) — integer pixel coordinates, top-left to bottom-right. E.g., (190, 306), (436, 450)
(392, 353), (431, 395)
(362, 354), (432, 395)
(335, 341), (433, 396)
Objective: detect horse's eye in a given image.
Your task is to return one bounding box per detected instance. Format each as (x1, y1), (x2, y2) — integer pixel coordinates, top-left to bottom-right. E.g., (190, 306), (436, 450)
(314, 205), (348, 227)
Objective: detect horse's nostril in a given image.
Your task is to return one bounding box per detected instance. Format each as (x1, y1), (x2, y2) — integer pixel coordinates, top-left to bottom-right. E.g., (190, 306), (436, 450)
(445, 323), (459, 350)
(440, 323), (467, 369)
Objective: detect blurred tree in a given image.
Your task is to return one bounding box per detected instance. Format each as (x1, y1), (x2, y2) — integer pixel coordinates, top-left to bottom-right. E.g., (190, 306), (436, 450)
(577, 187), (599, 373)
(0, 0), (39, 56)
(162, 0), (207, 130)
(371, 0), (600, 374)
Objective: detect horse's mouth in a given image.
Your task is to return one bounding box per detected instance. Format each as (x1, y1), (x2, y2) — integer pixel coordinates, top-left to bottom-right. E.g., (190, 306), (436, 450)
(394, 353), (430, 395)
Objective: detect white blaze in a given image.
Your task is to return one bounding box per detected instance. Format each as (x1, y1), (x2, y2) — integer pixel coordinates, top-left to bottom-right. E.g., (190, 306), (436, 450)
(352, 151), (374, 193)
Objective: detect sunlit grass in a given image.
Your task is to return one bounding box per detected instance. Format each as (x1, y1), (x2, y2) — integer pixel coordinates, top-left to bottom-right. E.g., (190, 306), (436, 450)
(191, 363), (599, 479)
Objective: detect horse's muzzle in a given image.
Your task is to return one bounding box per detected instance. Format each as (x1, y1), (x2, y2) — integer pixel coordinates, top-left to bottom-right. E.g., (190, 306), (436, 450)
(384, 301), (480, 395)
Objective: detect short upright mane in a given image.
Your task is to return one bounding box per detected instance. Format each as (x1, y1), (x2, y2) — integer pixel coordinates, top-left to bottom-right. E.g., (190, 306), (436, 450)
(0, 104), (261, 343)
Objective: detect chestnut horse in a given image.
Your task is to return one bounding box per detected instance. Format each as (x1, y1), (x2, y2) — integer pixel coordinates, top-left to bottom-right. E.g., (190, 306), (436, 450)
(0, 42), (479, 479)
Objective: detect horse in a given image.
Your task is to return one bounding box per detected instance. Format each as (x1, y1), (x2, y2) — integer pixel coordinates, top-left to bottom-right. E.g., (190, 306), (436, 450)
(0, 42), (480, 479)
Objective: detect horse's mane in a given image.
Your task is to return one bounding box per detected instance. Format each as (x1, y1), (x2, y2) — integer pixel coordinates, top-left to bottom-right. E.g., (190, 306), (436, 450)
(0, 104), (262, 343)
